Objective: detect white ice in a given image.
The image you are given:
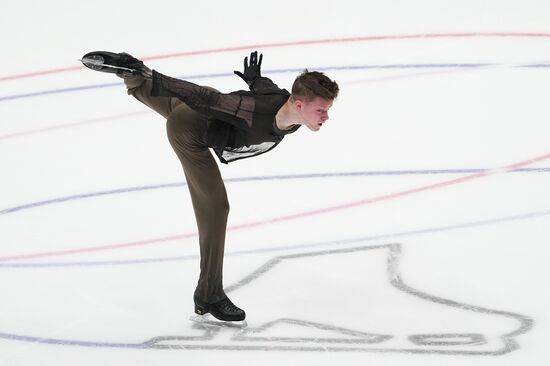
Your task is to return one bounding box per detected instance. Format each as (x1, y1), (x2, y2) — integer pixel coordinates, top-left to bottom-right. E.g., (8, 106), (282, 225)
(1, 0), (549, 365)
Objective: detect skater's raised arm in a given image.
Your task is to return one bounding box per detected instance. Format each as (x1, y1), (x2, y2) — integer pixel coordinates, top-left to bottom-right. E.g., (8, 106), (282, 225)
(234, 51), (287, 95)
(233, 50), (262, 86)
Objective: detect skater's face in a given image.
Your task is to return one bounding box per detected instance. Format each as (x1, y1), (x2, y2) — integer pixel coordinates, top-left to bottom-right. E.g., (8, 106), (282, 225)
(295, 97), (333, 132)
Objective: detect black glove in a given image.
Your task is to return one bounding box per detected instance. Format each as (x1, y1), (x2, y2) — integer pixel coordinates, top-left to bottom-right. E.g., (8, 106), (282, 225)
(234, 51), (263, 86)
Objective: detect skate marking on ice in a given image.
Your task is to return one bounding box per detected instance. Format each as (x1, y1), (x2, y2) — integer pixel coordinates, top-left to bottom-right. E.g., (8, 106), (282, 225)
(141, 243), (533, 353)
(0, 244), (534, 354)
(231, 318), (391, 344)
(190, 314), (248, 329)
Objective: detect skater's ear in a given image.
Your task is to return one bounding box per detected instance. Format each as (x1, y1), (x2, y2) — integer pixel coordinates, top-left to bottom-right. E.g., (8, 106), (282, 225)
(290, 95), (304, 110)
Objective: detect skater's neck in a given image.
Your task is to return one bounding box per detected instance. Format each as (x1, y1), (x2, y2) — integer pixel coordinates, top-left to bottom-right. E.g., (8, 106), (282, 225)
(275, 97), (304, 131)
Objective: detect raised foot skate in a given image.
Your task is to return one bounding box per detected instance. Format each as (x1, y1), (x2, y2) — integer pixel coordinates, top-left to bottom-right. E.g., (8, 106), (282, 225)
(79, 51), (151, 79)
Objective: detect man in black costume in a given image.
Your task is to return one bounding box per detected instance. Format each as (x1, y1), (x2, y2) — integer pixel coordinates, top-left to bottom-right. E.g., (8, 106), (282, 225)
(81, 50), (339, 322)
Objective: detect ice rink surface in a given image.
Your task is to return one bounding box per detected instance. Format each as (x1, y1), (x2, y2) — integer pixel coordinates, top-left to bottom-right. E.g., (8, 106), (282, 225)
(1, 0), (549, 365)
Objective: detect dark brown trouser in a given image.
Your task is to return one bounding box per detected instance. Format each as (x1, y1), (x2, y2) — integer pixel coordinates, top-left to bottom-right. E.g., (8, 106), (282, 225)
(125, 76), (229, 303)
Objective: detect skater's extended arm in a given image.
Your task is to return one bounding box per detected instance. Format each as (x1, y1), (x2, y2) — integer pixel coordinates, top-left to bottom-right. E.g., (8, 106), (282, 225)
(151, 70), (254, 129)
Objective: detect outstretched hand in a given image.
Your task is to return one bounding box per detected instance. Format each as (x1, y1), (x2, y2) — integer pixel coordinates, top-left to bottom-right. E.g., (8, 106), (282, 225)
(234, 51), (263, 86)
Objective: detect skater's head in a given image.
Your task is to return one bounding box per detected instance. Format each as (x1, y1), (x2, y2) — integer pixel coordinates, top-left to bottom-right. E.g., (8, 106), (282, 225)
(289, 70), (339, 132)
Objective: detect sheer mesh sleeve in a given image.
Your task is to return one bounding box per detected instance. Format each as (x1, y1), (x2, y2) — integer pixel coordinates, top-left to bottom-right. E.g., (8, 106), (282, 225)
(151, 70), (254, 130)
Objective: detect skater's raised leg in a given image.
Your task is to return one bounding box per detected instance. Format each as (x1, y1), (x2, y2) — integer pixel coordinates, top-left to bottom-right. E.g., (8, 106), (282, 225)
(125, 76), (182, 119)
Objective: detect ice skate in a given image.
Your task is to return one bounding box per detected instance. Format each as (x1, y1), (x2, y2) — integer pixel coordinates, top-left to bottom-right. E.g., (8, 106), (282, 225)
(190, 313), (248, 328)
(193, 295), (246, 325)
(80, 51), (152, 79)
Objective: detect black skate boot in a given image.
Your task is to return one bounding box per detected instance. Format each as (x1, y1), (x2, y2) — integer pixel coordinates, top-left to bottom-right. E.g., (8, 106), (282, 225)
(194, 295), (246, 322)
(80, 51), (152, 79)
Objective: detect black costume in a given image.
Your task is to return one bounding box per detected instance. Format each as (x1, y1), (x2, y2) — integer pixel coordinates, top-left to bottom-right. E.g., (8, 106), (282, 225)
(151, 70), (300, 163)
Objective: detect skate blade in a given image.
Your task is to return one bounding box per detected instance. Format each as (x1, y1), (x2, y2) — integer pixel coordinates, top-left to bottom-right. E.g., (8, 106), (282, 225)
(79, 55), (106, 70)
(190, 314), (248, 328)
(79, 57), (135, 72)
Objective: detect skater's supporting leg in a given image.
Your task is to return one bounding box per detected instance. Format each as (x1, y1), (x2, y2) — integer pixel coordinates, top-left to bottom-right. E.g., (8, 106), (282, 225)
(165, 104), (229, 303)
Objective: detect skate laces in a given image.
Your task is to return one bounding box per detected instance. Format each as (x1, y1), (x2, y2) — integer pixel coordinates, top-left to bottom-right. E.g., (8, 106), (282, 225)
(217, 297), (241, 313)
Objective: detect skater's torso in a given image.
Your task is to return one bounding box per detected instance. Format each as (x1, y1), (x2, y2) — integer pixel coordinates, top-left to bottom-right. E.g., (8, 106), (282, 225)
(207, 91), (300, 163)
(151, 71), (300, 163)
